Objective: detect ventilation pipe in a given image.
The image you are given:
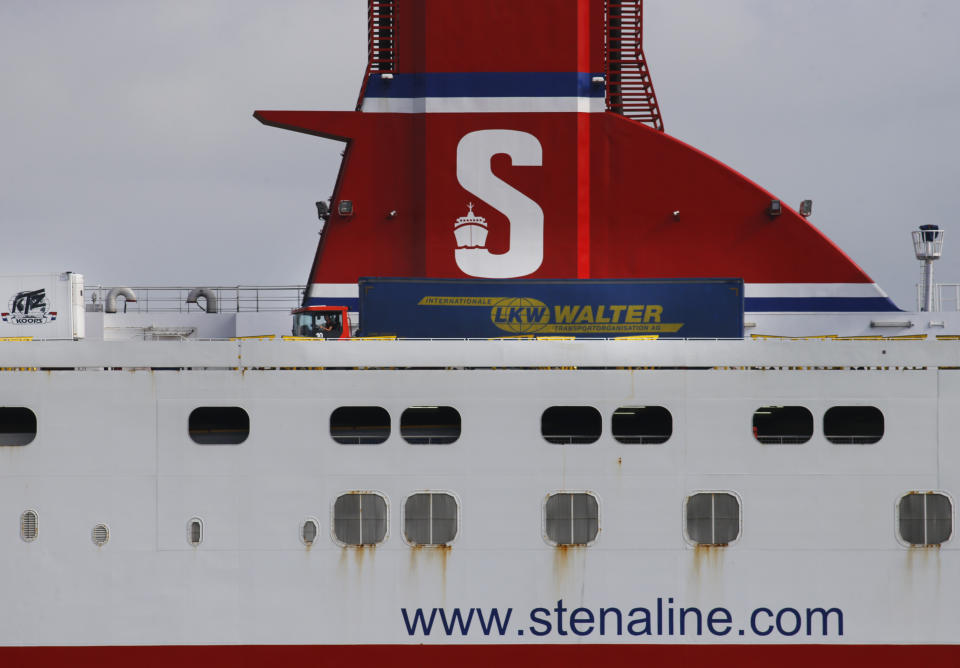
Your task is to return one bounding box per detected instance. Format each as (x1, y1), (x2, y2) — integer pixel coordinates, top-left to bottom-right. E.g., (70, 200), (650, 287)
(186, 288), (218, 313)
(104, 287), (137, 313)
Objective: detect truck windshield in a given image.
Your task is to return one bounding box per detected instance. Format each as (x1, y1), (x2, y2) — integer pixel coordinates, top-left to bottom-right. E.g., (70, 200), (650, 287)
(294, 311), (343, 339)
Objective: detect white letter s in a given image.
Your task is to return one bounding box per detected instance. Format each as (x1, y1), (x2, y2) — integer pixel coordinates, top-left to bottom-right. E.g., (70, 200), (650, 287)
(455, 130), (544, 278)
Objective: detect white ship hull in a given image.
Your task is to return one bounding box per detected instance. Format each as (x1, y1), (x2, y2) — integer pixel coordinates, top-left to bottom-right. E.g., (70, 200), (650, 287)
(1, 339), (957, 655)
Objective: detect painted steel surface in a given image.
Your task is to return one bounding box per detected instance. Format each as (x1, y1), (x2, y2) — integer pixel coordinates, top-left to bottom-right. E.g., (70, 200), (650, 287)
(0, 342), (957, 647)
(357, 277), (744, 339)
(255, 0), (896, 313)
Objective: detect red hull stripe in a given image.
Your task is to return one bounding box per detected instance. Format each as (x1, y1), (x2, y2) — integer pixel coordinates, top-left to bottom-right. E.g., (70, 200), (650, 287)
(1, 644), (957, 667)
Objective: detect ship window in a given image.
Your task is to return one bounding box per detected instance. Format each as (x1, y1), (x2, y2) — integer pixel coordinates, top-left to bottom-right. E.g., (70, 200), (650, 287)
(612, 406), (672, 444)
(544, 493), (599, 546)
(20, 510), (38, 542)
(301, 518), (319, 546)
(334, 493), (388, 546)
(0, 407), (37, 446)
(188, 407), (248, 445)
(752, 406), (812, 444)
(898, 492), (952, 546)
(400, 406), (461, 444)
(188, 518), (203, 546)
(330, 406), (390, 444)
(91, 524), (110, 546)
(686, 492), (740, 545)
(824, 406), (884, 444)
(542, 406), (602, 444)
(404, 493), (458, 546)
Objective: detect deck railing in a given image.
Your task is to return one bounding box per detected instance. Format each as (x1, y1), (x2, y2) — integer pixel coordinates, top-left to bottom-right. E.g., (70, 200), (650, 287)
(755, 435), (811, 444)
(917, 283), (960, 312)
(86, 285), (305, 313)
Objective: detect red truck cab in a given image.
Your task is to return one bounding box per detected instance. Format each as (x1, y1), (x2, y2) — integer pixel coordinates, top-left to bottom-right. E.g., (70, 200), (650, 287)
(291, 305), (351, 339)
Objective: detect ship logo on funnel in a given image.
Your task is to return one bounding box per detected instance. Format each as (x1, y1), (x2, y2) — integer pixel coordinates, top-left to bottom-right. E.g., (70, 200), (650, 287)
(454, 202), (488, 249)
(454, 130), (544, 278)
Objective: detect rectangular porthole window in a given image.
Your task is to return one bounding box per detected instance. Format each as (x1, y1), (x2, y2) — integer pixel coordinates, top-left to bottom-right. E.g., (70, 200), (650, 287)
(330, 406), (390, 444)
(544, 493), (599, 546)
(752, 406), (812, 444)
(404, 493), (458, 546)
(400, 406), (461, 444)
(334, 493), (388, 546)
(824, 406), (884, 444)
(686, 492), (740, 545)
(189, 407), (249, 445)
(542, 407), (602, 444)
(898, 492), (952, 546)
(612, 406), (672, 444)
(0, 407), (37, 446)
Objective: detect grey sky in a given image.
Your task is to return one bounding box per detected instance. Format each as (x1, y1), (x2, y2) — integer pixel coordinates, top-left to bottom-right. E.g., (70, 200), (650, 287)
(1, 1), (958, 310)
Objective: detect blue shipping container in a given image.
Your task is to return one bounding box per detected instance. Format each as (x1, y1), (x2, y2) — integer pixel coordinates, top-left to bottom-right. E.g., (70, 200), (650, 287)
(358, 278), (744, 339)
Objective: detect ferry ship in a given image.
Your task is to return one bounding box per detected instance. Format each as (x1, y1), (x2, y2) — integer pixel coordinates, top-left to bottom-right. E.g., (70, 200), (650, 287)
(1, 1), (958, 664)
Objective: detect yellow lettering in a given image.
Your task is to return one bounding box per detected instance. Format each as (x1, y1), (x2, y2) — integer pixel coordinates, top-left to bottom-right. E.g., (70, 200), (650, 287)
(608, 305), (627, 323)
(555, 305), (578, 323)
(644, 305), (663, 323)
(575, 305), (594, 323)
(595, 305), (611, 324)
(626, 305), (645, 323)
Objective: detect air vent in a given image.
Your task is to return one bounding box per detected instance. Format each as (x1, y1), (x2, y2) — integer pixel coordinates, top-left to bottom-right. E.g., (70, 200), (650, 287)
(91, 524), (109, 546)
(404, 493), (458, 546)
(334, 493), (388, 546)
(20, 510), (38, 542)
(544, 492), (599, 546)
(686, 492), (740, 546)
(301, 518), (319, 546)
(188, 518), (203, 546)
(899, 492), (952, 546)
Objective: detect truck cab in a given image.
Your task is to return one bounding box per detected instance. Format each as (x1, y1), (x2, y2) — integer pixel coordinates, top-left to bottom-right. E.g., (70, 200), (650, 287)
(291, 305), (351, 339)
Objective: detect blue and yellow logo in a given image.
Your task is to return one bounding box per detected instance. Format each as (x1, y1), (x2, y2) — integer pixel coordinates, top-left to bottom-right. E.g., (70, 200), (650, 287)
(489, 298), (551, 334)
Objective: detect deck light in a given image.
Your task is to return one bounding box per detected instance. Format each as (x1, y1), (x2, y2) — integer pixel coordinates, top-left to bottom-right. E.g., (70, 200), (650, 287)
(768, 199), (782, 218)
(799, 200), (813, 217)
(316, 201), (330, 221)
(338, 200), (354, 217)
